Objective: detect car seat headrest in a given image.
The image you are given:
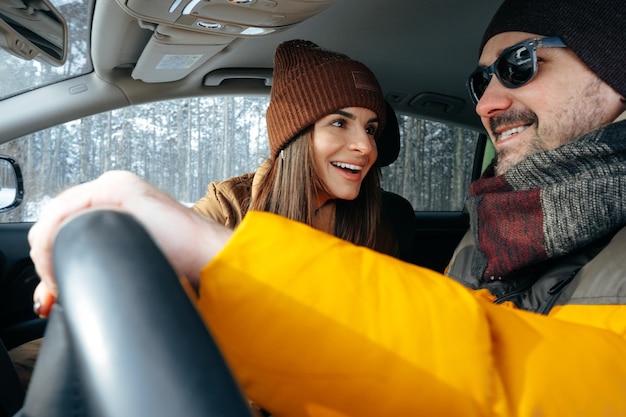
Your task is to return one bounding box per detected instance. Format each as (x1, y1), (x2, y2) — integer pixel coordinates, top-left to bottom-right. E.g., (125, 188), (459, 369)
(377, 101), (401, 167)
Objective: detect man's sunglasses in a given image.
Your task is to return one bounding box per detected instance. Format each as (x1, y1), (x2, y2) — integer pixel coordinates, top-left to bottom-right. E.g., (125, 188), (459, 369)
(466, 36), (567, 105)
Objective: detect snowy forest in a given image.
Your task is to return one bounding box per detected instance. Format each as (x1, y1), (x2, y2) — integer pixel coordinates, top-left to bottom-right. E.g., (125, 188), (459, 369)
(0, 97), (478, 222)
(0, 0), (479, 222)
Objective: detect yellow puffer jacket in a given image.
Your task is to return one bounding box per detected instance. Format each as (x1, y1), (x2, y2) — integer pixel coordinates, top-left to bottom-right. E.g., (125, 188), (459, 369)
(197, 211), (626, 417)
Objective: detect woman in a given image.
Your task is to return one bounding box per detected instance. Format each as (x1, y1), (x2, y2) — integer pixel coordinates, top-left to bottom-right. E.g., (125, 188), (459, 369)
(193, 39), (398, 256)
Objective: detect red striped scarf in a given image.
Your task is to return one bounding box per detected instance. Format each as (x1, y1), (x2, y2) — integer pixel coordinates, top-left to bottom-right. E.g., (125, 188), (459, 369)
(467, 120), (626, 279)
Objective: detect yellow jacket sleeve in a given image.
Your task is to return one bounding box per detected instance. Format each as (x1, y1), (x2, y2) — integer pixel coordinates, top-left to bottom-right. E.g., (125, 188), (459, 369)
(197, 211), (626, 417)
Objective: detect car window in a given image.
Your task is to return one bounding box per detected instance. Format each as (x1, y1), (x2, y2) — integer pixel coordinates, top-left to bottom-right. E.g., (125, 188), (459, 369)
(0, 0), (93, 100)
(0, 97), (479, 222)
(381, 116), (478, 211)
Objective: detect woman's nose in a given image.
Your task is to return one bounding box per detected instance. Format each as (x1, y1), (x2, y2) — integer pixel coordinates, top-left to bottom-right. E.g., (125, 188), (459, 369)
(349, 130), (375, 155)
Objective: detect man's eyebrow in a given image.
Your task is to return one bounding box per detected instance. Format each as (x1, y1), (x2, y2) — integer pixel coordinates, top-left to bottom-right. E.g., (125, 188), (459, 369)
(333, 109), (379, 124)
(477, 46), (506, 67)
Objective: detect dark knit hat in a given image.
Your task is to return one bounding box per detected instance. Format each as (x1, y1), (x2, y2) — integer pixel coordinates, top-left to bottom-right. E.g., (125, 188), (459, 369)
(266, 39), (386, 158)
(480, 0), (626, 98)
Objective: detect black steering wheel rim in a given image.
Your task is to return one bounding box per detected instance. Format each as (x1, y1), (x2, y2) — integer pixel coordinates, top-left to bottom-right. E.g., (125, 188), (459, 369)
(19, 210), (251, 417)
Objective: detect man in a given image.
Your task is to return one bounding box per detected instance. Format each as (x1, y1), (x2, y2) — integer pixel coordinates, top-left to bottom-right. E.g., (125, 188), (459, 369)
(445, 0), (626, 314)
(29, 0), (626, 416)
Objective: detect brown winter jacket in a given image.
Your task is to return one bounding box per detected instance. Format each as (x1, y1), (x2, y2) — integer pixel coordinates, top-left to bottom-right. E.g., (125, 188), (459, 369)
(192, 161), (399, 257)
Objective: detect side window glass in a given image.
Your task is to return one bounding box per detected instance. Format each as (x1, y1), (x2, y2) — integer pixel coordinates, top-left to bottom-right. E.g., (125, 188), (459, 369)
(0, 98), (479, 222)
(0, 97), (271, 222)
(381, 115), (479, 211)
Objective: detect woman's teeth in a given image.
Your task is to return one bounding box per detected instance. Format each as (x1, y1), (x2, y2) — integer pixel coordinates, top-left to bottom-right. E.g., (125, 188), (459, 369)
(331, 162), (362, 172)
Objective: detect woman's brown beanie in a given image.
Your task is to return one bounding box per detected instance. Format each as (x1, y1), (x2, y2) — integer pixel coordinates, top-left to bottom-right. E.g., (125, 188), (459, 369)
(480, 0), (626, 98)
(266, 39), (386, 158)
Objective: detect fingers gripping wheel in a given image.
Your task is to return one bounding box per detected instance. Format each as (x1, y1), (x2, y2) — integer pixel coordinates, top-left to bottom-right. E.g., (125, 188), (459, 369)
(21, 210), (252, 417)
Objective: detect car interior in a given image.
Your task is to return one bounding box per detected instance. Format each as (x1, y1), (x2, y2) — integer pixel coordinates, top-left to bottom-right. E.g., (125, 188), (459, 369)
(0, 0), (503, 414)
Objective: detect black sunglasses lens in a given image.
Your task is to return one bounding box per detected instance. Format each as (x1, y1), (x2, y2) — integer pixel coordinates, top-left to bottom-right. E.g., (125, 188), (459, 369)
(469, 70), (491, 102)
(497, 45), (534, 87)
(468, 43), (538, 103)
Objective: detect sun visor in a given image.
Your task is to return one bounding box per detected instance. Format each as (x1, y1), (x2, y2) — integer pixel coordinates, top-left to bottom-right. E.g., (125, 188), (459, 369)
(131, 25), (232, 82)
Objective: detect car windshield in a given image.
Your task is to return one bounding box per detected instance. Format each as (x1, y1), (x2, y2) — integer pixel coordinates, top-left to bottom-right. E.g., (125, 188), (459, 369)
(0, 0), (93, 100)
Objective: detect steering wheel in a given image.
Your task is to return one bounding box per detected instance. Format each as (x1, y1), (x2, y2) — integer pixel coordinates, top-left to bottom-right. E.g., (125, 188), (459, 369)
(18, 210), (252, 417)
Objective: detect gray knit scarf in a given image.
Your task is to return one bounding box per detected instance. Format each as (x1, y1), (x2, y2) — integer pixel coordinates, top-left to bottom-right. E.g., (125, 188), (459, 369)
(467, 120), (626, 279)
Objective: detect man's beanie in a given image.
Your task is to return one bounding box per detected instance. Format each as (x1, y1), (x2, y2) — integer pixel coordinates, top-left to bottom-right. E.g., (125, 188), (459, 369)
(266, 39), (386, 158)
(480, 0), (626, 98)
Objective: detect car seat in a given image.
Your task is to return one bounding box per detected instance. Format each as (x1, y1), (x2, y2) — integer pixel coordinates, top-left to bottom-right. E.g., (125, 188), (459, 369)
(0, 340), (24, 417)
(377, 102), (416, 263)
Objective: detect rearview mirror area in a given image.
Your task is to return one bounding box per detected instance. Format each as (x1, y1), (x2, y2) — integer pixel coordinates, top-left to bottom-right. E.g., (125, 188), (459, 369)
(0, 155), (24, 213)
(0, 0), (67, 66)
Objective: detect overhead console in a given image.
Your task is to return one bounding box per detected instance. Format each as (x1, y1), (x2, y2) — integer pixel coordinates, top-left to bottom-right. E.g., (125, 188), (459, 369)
(115, 0), (337, 83)
(116, 0), (337, 38)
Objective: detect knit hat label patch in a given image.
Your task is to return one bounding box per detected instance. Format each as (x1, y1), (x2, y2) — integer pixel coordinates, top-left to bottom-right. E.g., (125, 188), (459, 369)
(352, 71), (379, 93)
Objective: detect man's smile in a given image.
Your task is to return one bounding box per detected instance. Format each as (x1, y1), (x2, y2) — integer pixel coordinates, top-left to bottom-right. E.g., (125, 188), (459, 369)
(497, 124), (532, 142)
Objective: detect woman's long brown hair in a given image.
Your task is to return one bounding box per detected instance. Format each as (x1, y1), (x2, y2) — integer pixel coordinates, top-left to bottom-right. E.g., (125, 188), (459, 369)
(249, 129), (382, 249)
